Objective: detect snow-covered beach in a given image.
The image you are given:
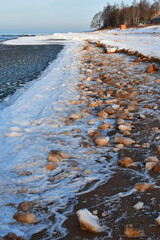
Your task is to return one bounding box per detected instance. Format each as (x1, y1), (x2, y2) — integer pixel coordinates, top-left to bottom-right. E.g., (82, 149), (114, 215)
(0, 26), (160, 239)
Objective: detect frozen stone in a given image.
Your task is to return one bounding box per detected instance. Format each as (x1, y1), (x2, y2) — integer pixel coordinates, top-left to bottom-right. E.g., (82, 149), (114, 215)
(76, 209), (102, 232)
(133, 202), (144, 210)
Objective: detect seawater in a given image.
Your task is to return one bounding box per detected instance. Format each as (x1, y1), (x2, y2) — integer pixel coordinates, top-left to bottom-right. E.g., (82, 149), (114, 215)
(0, 36), (64, 105)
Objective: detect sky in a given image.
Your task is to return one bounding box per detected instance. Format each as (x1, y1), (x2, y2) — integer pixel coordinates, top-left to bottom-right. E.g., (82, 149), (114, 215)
(0, 0), (150, 34)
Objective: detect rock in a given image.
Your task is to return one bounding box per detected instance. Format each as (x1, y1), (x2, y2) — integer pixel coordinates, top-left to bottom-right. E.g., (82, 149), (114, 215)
(115, 118), (125, 126)
(87, 119), (96, 125)
(142, 143), (150, 148)
(69, 113), (83, 120)
(154, 164), (160, 172)
(4, 232), (17, 240)
(146, 64), (159, 73)
(133, 202), (144, 210)
(47, 150), (69, 163)
(94, 137), (110, 146)
(115, 144), (124, 149)
(124, 224), (143, 237)
(135, 183), (155, 192)
(98, 111), (108, 118)
(17, 201), (32, 212)
(76, 209), (102, 232)
(46, 163), (57, 170)
(156, 215), (160, 225)
(88, 102), (99, 108)
(13, 212), (36, 224)
(114, 135), (135, 146)
(69, 100), (79, 105)
(144, 156), (159, 163)
(98, 122), (110, 130)
(145, 162), (156, 170)
(158, 146), (160, 152)
(104, 106), (115, 115)
(118, 125), (132, 131)
(119, 157), (133, 167)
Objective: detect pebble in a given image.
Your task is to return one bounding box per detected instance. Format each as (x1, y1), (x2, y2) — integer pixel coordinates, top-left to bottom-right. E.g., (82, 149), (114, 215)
(94, 136), (110, 146)
(13, 212), (36, 224)
(135, 183), (155, 192)
(17, 201), (32, 212)
(124, 224), (144, 237)
(119, 157), (133, 167)
(133, 202), (144, 210)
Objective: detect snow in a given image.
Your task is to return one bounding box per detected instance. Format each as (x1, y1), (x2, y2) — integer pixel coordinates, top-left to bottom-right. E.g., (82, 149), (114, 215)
(4, 25), (160, 58)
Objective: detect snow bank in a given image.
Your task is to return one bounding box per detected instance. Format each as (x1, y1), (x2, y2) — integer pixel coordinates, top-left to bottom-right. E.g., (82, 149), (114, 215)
(4, 25), (160, 59)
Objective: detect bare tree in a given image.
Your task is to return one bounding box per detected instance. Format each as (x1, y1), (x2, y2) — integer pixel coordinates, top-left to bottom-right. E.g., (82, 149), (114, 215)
(90, 11), (103, 29)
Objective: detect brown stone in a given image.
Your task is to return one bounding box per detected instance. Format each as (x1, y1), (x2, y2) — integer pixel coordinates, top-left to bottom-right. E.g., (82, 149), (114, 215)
(114, 135), (135, 146)
(98, 122), (110, 130)
(4, 232), (17, 240)
(154, 164), (160, 172)
(17, 201), (32, 212)
(46, 163), (57, 170)
(119, 157), (133, 167)
(47, 150), (69, 163)
(94, 137), (110, 146)
(124, 224), (143, 238)
(146, 64), (159, 73)
(98, 111), (108, 118)
(135, 183), (155, 192)
(13, 212), (36, 224)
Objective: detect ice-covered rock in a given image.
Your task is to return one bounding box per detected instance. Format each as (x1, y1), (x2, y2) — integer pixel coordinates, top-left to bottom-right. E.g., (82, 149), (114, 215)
(76, 209), (102, 232)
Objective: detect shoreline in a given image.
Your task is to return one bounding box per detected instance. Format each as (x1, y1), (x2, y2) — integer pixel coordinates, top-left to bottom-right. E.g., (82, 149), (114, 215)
(0, 27), (160, 239)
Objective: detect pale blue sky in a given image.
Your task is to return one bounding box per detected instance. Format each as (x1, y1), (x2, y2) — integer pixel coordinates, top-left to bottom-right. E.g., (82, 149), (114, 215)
(0, 0), (139, 34)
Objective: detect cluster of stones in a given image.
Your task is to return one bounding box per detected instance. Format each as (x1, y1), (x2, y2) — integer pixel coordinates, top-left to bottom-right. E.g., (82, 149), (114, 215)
(73, 42), (160, 237)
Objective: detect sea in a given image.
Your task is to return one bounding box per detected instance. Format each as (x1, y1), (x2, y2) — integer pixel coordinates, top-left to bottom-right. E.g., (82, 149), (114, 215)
(0, 34), (64, 108)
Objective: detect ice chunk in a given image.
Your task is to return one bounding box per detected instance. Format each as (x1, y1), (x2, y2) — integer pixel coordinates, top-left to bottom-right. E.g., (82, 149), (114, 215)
(76, 209), (102, 232)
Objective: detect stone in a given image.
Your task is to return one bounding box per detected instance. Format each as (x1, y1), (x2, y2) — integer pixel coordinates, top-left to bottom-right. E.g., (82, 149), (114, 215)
(98, 111), (108, 118)
(98, 122), (110, 130)
(156, 215), (160, 225)
(114, 135), (135, 146)
(154, 164), (160, 172)
(69, 100), (79, 105)
(158, 146), (160, 152)
(145, 162), (156, 170)
(47, 150), (69, 163)
(133, 202), (144, 210)
(13, 212), (36, 224)
(115, 144), (124, 149)
(119, 157), (133, 167)
(88, 102), (99, 108)
(94, 137), (110, 146)
(124, 224), (143, 237)
(146, 63), (159, 73)
(76, 209), (101, 232)
(118, 124), (132, 131)
(144, 156), (159, 163)
(69, 113), (83, 120)
(4, 232), (17, 240)
(115, 118), (125, 126)
(17, 201), (32, 212)
(87, 119), (96, 125)
(135, 183), (155, 192)
(46, 163), (57, 170)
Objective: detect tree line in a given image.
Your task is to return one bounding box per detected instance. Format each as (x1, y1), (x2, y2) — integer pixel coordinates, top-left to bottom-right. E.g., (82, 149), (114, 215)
(90, 0), (160, 29)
